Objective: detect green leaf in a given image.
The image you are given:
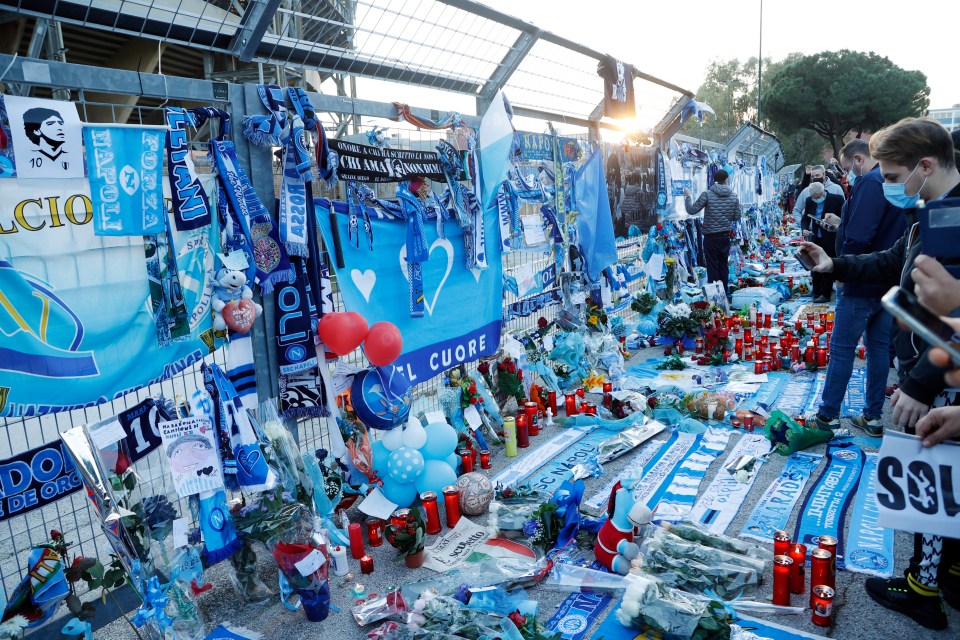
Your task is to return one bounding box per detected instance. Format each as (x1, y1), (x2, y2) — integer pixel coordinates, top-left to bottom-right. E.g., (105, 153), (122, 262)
(66, 593), (82, 615)
(123, 473), (137, 491)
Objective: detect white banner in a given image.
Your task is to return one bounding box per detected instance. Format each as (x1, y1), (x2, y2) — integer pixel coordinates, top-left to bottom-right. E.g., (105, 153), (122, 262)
(876, 431), (960, 537)
(423, 517), (489, 573)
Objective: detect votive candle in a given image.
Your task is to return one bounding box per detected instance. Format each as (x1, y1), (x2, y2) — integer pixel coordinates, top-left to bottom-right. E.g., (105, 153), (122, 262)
(360, 555), (374, 575)
(516, 413), (530, 448)
(811, 585), (835, 626)
(810, 548), (834, 607)
(565, 393), (578, 416)
(547, 391), (558, 416)
(442, 485), (461, 528)
(773, 555), (793, 606)
(420, 491), (442, 535)
(503, 417), (517, 457)
(789, 543), (807, 594)
(459, 450), (474, 473)
(524, 402), (539, 436)
(349, 522), (365, 559)
(390, 509), (410, 527)
(695, 338), (704, 354)
(818, 535), (838, 576)
(366, 518), (384, 547)
(773, 530), (791, 556)
(479, 449), (491, 469)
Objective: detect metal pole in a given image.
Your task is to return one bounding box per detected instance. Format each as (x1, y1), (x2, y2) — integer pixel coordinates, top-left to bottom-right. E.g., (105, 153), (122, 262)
(757, 0), (763, 127)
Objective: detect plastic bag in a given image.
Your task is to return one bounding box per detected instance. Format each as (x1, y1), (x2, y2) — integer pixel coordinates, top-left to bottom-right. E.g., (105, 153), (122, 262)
(764, 410), (832, 455)
(616, 573), (730, 640)
(662, 522), (772, 564)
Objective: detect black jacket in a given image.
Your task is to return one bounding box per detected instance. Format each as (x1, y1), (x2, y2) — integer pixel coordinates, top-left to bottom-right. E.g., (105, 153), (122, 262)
(801, 193), (843, 253)
(831, 182), (960, 405)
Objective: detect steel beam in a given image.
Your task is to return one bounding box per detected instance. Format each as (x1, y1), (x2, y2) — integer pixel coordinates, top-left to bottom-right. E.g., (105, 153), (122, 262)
(229, 0), (281, 62)
(479, 29), (538, 100)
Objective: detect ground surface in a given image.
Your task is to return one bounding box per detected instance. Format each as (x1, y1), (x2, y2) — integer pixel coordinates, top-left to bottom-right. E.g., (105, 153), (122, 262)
(94, 344), (960, 640)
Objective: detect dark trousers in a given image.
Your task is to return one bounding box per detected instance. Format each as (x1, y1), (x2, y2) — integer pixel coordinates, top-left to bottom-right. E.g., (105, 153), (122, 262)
(811, 233), (837, 299)
(704, 232), (731, 294)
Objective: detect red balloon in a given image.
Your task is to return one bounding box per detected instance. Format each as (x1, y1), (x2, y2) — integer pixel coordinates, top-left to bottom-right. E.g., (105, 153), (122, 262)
(363, 322), (403, 366)
(317, 312), (369, 356)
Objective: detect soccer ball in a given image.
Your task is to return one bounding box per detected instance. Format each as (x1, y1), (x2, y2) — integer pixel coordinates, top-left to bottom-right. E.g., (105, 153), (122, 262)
(456, 472), (494, 516)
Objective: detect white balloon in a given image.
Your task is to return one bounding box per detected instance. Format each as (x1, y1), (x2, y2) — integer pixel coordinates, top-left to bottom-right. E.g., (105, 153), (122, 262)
(402, 421), (427, 449)
(382, 428), (405, 451)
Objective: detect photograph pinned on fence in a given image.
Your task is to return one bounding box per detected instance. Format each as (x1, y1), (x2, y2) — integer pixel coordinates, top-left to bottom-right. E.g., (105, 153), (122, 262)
(4, 95), (84, 179)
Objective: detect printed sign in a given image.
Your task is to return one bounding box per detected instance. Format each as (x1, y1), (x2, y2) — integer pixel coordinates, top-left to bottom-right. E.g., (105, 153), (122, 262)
(4, 95), (84, 179)
(514, 131), (581, 162)
(327, 139), (445, 183)
(159, 415), (223, 497)
(86, 397), (171, 465)
(672, 179), (692, 196)
(423, 517), (489, 573)
(876, 431), (960, 537)
(0, 440), (82, 521)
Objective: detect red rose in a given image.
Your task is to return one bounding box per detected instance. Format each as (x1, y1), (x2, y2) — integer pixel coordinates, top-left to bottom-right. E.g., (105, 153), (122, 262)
(508, 611), (526, 629)
(470, 397), (480, 404)
(468, 384), (477, 394)
(50, 529), (62, 539)
(114, 450), (132, 475)
(477, 362), (490, 375)
(506, 363), (516, 374)
(538, 317), (549, 329)
(647, 397), (659, 408)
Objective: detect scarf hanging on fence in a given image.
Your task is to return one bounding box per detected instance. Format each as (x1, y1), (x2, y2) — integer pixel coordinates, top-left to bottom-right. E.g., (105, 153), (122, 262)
(392, 102), (463, 130)
(275, 256), (318, 375)
(287, 87), (319, 134)
(397, 181), (430, 318)
(225, 331), (258, 412)
(242, 84), (288, 147)
(165, 107), (212, 231)
(278, 259), (331, 418)
(496, 180), (521, 253)
(278, 117), (312, 256)
(144, 222), (190, 346)
(346, 181), (373, 251)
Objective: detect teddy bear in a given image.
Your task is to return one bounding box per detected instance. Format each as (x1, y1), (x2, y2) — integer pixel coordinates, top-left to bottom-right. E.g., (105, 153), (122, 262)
(594, 471), (653, 575)
(212, 268), (262, 334)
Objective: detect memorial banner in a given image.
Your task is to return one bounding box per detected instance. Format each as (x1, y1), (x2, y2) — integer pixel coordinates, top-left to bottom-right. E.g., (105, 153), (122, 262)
(327, 139), (445, 183)
(0, 440), (82, 521)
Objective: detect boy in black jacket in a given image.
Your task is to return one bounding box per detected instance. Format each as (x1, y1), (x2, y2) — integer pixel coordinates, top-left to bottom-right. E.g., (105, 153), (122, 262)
(799, 116), (960, 631)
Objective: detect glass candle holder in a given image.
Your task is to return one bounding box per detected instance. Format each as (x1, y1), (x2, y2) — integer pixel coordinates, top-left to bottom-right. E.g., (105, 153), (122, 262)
(773, 555), (793, 606)
(585, 402), (598, 416)
(744, 346), (754, 361)
(525, 402), (539, 436)
(707, 402), (718, 423)
(735, 338), (744, 355)
(547, 391), (558, 417)
(459, 449), (474, 473)
(816, 347), (828, 367)
(789, 543), (807, 594)
(349, 522), (365, 559)
(819, 312), (827, 325)
(754, 360), (763, 375)
(743, 414), (754, 432)
(810, 548), (834, 607)
(390, 509), (410, 527)
(420, 491), (442, 535)
(479, 449), (491, 469)
(442, 485), (461, 529)
(516, 413), (530, 448)
(360, 555), (374, 575)
(503, 417), (517, 457)
(773, 530), (791, 556)
(811, 585), (835, 627)
(366, 518), (384, 547)
(695, 338), (704, 354)
(818, 535), (838, 575)
(565, 393), (578, 416)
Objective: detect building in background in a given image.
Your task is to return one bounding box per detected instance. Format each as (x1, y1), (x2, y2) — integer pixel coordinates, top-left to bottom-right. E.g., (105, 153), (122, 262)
(929, 105), (960, 131)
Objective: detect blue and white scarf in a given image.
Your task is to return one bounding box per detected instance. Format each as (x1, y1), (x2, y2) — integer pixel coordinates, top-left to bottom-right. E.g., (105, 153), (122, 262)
(278, 116), (312, 256)
(242, 84), (288, 146)
(165, 107), (212, 230)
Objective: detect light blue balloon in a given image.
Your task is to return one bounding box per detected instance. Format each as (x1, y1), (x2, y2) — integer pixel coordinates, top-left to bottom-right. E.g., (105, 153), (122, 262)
(445, 453), (460, 473)
(415, 459), (458, 496)
(422, 422), (458, 460)
(371, 440), (390, 479)
(380, 478), (418, 507)
(387, 446), (425, 484)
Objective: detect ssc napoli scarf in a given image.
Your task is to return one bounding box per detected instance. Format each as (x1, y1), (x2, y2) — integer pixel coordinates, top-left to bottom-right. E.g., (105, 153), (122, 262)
(844, 454), (895, 577)
(165, 107), (212, 230)
(278, 116), (312, 256)
(740, 451), (823, 543)
(652, 428), (731, 522)
(241, 84), (288, 146)
(274, 256), (317, 375)
(794, 442), (865, 568)
(689, 433), (772, 534)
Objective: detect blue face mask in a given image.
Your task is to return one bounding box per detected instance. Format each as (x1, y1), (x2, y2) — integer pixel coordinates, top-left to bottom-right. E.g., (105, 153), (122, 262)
(882, 164), (927, 208)
(812, 196), (826, 204)
(847, 171), (857, 187)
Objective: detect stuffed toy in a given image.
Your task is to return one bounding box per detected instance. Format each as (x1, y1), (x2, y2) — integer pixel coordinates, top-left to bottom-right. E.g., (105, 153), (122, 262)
(594, 473), (652, 575)
(212, 268), (262, 334)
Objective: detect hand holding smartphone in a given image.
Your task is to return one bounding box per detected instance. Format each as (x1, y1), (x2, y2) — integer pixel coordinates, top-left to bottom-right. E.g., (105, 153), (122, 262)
(794, 248), (818, 270)
(881, 286), (960, 365)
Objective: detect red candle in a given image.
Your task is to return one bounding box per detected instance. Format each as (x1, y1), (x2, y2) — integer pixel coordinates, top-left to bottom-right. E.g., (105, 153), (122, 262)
(735, 338), (744, 355)
(744, 328), (753, 343)
(780, 260), (785, 273)
(360, 554), (374, 575)
(579, 401), (590, 415)
(576, 387), (585, 398)
(807, 312), (815, 327)
(744, 346), (753, 361)
(819, 312), (827, 325)
(420, 491), (442, 534)
(754, 360), (763, 375)
(585, 402), (598, 416)
(810, 548), (834, 607)
(795, 319), (803, 331)
(826, 320), (834, 332)
(778, 312), (784, 325)
(773, 530), (791, 556)
(524, 402), (539, 437)
(788, 276), (794, 289)
(390, 508), (410, 527)
(516, 413), (530, 448)
(547, 391), (558, 416)
(695, 338), (704, 354)
(743, 414), (754, 432)
(349, 522), (365, 559)
(366, 518), (384, 547)
(811, 585), (835, 626)
(479, 449), (491, 469)
(565, 393), (578, 416)
(791, 345), (801, 363)
(459, 450), (474, 473)
(816, 347), (828, 367)
(789, 543), (807, 594)
(763, 356), (772, 373)
(442, 485), (461, 528)
(773, 555), (793, 606)
(818, 535), (838, 575)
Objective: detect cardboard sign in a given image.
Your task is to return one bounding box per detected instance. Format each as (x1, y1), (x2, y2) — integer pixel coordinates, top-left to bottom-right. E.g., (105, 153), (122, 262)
(158, 415), (223, 497)
(876, 431), (960, 537)
(0, 440), (82, 521)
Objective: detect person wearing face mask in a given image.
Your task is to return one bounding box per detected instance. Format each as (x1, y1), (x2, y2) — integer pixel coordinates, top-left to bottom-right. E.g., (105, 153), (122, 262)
(799, 181), (843, 302)
(791, 164), (846, 218)
(798, 117), (960, 630)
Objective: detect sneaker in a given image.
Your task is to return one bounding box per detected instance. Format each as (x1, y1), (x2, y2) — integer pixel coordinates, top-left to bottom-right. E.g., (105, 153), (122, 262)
(865, 576), (948, 630)
(813, 413), (840, 431)
(813, 295), (829, 303)
(851, 414), (884, 437)
(942, 568), (960, 610)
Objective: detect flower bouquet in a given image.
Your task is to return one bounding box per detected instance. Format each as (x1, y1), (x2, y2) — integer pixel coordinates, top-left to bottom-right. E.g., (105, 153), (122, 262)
(763, 410), (832, 455)
(657, 303), (701, 346)
(489, 486), (552, 537)
(386, 508), (426, 568)
(269, 535), (330, 622)
(616, 573), (730, 640)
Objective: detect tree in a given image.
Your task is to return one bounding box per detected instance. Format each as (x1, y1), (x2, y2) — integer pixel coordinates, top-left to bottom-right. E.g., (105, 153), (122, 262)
(762, 50), (930, 158)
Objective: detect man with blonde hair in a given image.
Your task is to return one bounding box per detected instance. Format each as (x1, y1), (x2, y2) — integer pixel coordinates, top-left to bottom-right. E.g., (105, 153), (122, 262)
(798, 116), (960, 630)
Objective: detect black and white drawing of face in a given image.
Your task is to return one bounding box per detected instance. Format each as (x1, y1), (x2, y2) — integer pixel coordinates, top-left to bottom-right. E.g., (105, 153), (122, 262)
(23, 108), (66, 149)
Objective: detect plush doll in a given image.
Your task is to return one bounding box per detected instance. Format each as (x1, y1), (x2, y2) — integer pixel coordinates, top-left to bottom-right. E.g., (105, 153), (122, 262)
(212, 268), (262, 334)
(594, 473), (652, 575)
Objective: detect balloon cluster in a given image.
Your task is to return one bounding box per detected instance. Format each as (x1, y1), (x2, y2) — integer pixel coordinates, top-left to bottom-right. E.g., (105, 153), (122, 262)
(317, 311), (403, 366)
(370, 420), (460, 508)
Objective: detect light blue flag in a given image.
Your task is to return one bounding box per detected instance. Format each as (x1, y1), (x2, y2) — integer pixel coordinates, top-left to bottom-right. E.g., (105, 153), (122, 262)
(83, 124), (166, 236)
(575, 149), (618, 281)
(478, 91), (514, 209)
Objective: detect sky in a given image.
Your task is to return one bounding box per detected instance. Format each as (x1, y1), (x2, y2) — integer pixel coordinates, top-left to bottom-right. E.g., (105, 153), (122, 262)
(351, 0), (957, 135)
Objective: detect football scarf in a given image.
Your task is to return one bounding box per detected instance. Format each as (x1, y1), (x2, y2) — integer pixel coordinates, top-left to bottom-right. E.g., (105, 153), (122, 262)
(165, 107), (212, 230)
(277, 117), (311, 256)
(274, 256), (318, 375)
(652, 428), (731, 522)
(241, 84), (288, 146)
(844, 454), (895, 577)
(392, 102), (463, 130)
(225, 332), (258, 412)
(794, 443), (865, 568)
(490, 424), (597, 488)
(741, 452), (822, 543)
(689, 433), (772, 534)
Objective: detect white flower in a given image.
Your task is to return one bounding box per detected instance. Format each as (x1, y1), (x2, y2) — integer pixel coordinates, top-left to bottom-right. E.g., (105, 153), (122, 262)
(664, 302), (692, 319)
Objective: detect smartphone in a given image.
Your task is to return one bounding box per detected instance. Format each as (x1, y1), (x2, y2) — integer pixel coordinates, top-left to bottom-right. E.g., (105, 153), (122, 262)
(794, 249), (818, 270)
(881, 286), (960, 365)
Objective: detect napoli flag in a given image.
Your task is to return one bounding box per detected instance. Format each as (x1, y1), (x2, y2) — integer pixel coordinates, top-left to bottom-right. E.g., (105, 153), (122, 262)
(477, 91), (514, 209)
(83, 124), (166, 236)
(575, 149), (618, 281)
